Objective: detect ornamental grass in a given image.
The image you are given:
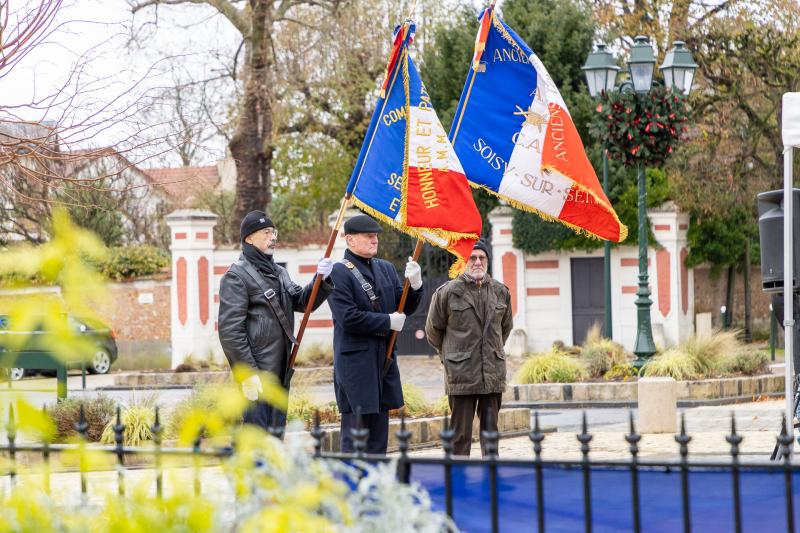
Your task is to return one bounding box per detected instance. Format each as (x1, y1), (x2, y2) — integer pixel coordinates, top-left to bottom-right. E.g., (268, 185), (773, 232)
(580, 324), (633, 378)
(513, 350), (586, 384)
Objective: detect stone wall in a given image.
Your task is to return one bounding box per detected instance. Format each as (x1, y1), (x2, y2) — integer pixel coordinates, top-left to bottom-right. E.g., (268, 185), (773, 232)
(693, 265), (776, 335)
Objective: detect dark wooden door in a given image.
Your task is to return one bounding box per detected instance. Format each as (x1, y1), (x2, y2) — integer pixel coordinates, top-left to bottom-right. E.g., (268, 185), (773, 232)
(571, 257), (605, 345)
(396, 275), (449, 356)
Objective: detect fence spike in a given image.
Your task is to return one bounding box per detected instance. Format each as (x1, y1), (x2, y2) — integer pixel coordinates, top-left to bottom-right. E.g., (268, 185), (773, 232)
(481, 410), (500, 459)
(576, 411), (593, 533)
(311, 410), (325, 457)
(440, 413), (455, 458)
(75, 404), (88, 439)
(625, 411), (641, 459)
(113, 405), (125, 496)
(151, 405), (163, 499)
(268, 409), (284, 440)
(396, 410), (411, 457)
(352, 406), (369, 457)
(778, 414), (794, 461)
(727, 412), (743, 533)
(726, 413), (743, 459)
(675, 412), (692, 533)
(41, 405), (50, 495)
(7, 403), (16, 486)
(193, 426), (203, 497)
(529, 411), (545, 460)
(577, 411), (593, 456)
(675, 412), (691, 460)
(626, 410), (642, 533)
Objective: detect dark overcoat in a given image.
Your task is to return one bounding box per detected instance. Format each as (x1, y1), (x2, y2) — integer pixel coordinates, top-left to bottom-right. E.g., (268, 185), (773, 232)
(218, 255), (334, 382)
(328, 249), (423, 414)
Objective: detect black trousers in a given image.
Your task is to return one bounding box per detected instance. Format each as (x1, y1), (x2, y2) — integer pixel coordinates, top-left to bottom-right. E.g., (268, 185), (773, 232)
(340, 411), (390, 454)
(449, 393), (502, 457)
(242, 400), (287, 435)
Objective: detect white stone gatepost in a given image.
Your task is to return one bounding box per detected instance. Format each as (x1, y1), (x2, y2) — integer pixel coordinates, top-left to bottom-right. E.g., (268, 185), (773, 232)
(649, 202), (693, 347)
(166, 210), (218, 367)
(489, 206), (529, 355)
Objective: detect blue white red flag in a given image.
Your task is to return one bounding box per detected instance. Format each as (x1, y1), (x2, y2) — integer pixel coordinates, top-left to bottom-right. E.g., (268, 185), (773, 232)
(451, 7), (627, 242)
(346, 23), (482, 276)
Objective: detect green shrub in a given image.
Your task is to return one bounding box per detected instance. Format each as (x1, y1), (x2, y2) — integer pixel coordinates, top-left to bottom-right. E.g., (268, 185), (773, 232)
(718, 350), (770, 376)
(400, 383), (430, 417)
(604, 363), (638, 381)
(166, 386), (224, 440)
(580, 325), (631, 377)
(641, 349), (703, 381)
(98, 245), (169, 281)
(100, 405), (155, 446)
(513, 350), (586, 384)
(295, 342), (334, 367)
(47, 395), (116, 442)
(432, 395), (450, 416)
(287, 389), (339, 428)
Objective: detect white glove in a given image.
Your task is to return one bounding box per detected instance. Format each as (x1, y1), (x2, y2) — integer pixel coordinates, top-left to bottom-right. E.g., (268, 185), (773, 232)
(317, 257), (333, 279)
(405, 257), (422, 290)
(241, 375), (262, 401)
(389, 312), (406, 332)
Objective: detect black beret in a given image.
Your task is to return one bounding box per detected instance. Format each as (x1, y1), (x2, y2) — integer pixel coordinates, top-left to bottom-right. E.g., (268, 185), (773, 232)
(344, 214), (383, 235)
(472, 239), (491, 261)
(240, 210), (274, 242)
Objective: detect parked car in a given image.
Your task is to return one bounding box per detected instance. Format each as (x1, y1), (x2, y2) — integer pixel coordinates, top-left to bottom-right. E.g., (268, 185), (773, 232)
(0, 315), (118, 380)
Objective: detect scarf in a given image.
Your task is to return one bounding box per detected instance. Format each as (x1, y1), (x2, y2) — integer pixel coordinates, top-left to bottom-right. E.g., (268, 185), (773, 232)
(242, 243), (279, 281)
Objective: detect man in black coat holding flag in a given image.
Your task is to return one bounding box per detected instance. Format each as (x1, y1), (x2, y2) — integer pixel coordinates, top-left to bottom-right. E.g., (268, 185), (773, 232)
(328, 214), (424, 454)
(218, 210), (334, 432)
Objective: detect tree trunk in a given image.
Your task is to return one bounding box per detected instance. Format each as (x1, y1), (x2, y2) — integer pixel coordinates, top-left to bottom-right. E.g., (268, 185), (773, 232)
(744, 240), (752, 342)
(229, 0), (274, 232)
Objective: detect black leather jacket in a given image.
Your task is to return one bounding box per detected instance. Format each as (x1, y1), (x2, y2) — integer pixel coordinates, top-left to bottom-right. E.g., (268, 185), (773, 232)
(217, 255), (334, 381)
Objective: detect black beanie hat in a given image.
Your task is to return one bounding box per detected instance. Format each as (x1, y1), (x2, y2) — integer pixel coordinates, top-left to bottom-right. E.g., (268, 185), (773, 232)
(240, 210), (274, 242)
(472, 239), (490, 261)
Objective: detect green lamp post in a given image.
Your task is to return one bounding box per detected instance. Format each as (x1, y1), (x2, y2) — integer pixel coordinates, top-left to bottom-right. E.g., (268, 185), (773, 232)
(582, 44), (620, 340)
(628, 36), (658, 366)
(584, 36), (697, 368)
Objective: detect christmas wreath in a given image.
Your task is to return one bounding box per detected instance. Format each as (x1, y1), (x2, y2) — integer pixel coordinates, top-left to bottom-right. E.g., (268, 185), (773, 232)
(591, 84), (690, 168)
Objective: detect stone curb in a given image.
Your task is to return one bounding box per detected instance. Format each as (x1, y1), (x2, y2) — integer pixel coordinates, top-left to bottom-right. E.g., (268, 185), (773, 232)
(112, 367), (332, 388)
(503, 374), (784, 405)
(317, 408), (532, 453)
(510, 391), (786, 410)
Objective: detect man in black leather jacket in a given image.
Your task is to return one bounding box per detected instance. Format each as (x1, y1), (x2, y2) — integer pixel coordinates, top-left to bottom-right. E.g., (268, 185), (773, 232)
(218, 210), (334, 432)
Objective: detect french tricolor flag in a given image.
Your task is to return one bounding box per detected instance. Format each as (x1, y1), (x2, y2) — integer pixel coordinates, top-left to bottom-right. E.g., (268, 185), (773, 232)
(451, 7), (627, 243)
(346, 23), (482, 276)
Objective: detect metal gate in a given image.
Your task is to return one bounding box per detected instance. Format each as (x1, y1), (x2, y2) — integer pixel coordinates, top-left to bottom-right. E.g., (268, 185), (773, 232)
(396, 274), (449, 356)
(570, 257), (605, 345)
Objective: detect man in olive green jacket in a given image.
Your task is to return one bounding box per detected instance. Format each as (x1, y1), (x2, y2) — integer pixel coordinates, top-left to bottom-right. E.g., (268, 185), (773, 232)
(425, 240), (513, 456)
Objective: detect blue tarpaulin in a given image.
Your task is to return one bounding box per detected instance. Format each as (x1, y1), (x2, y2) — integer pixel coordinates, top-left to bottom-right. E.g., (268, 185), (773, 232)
(409, 463), (800, 532)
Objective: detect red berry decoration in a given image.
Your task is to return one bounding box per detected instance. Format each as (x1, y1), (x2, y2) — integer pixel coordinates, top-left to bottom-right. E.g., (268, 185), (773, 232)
(589, 85), (690, 167)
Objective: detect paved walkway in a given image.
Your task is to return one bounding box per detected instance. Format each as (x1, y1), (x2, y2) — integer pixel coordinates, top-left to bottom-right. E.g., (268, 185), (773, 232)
(410, 400), (789, 462)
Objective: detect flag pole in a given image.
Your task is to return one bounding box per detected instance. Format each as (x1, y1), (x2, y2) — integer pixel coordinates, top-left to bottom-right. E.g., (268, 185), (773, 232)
(285, 193), (352, 386)
(381, 2), (423, 376)
(383, 239), (424, 376)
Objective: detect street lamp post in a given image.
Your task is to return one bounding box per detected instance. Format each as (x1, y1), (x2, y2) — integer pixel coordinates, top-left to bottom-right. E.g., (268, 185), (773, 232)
(628, 36), (658, 366)
(583, 37), (697, 367)
(582, 44), (620, 340)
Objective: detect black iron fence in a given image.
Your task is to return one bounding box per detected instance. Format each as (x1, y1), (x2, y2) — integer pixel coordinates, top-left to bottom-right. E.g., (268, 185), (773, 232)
(2, 405), (800, 532)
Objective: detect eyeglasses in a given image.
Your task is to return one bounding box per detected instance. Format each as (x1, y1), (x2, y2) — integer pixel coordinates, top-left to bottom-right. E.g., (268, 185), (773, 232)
(468, 255), (487, 263)
(264, 228), (278, 237)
